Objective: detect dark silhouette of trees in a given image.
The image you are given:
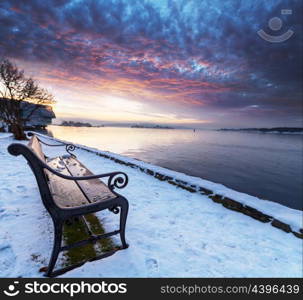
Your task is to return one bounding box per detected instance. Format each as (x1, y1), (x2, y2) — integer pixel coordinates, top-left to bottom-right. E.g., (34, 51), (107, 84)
(0, 59), (55, 139)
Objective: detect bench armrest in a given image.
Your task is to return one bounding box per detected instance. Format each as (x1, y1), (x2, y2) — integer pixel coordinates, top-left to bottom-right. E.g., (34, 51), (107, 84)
(27, 132), (76, 157)
(8, 142), (128, 191)
(45, 164), (129, 190)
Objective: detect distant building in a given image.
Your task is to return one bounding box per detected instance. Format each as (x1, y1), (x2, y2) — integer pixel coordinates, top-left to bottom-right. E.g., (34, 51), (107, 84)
(0, 98), (56, 131)
(21, 101), (56, 129)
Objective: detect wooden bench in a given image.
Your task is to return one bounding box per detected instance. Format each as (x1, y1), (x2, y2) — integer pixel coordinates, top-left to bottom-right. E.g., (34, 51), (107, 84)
(8, 133), (129, 277)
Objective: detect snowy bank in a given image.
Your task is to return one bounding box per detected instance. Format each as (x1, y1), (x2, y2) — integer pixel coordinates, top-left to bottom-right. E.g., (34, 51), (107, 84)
(0, 133), (302, 277)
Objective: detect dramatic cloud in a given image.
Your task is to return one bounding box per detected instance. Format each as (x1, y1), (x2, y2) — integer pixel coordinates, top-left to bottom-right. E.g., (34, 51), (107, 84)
(0, 0), (302, 127)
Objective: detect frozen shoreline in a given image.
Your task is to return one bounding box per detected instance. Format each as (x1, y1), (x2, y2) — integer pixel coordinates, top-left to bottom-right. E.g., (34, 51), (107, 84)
(0, 132), (302, 277)
(35, 132), (303, 233)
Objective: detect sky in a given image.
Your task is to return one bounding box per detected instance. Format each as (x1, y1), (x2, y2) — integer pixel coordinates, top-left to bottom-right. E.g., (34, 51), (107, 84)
(0, 0), (302, 128)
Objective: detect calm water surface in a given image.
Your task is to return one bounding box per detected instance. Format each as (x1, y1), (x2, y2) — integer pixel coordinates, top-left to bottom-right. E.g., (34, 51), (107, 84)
(47, 125), (303, 210)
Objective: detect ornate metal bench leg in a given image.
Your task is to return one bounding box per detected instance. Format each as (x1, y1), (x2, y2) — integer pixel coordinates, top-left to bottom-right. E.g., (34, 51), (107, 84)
(119, 198), (129, 249)
(45, 220), (63, 277)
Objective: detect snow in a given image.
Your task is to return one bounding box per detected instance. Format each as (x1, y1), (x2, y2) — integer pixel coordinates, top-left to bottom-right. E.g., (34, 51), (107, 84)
(0, 133), (12, 139)
(0, 133), (302, 277)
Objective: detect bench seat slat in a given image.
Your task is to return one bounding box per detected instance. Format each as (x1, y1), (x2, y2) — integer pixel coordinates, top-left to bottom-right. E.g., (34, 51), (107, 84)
(64, 157), (117, 203)
(46, 157), (90, 208)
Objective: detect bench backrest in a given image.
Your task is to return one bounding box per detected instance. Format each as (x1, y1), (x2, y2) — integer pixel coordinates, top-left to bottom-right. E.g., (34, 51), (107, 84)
(26, 135), (59, 214)
(28, 135), (46, 162)
(8, 134), (60, 217)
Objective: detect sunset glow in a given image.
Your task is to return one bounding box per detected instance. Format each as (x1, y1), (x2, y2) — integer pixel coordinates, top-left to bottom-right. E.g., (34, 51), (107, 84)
(0, 0), (302, 127)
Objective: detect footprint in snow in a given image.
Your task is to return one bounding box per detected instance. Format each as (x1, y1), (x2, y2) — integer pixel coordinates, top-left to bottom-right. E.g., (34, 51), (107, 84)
(145, 258), (159, 274)
(0, 245), (16, 276)
(0, 208), (7, 220)
(201, 242), (207, 249)
(0, 188), (12, 197)
(16, 185), (27, 193)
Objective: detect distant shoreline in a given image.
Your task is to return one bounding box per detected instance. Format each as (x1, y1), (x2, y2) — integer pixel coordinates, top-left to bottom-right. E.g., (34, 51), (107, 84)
(50, 124), (303, 133)
(58, 121), (104, 127)
(218, 127), (303, 134)
(52, 123), (175, 129)
(130, 124), (174, 129)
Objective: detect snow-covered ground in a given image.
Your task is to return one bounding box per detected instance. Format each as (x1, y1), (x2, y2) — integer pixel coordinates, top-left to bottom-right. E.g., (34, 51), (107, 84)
(0, 133), (302, 277)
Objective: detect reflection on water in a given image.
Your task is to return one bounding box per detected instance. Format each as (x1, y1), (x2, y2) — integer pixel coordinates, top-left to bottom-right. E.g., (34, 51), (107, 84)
(47, 125), (303, 210)
(48, 126), (196, 153)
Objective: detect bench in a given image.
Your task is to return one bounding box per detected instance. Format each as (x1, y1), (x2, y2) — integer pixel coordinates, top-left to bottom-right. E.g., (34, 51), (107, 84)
(8, 133), (129, 277)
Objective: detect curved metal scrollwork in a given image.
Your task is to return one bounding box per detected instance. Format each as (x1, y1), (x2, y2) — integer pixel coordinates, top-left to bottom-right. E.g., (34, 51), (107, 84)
(27, 132), (77, 157)
(27, 133), (66, 147)
(38, 139), (66, 147)
(108, 172), (128, 191)
(65, 144), (76, 157)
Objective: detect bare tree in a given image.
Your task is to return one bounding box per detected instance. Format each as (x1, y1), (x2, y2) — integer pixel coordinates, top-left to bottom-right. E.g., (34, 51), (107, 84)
(0, 59), (55, 139)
